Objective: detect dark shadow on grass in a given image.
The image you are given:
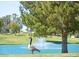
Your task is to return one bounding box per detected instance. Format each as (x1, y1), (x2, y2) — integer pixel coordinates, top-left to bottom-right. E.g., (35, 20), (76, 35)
(46, 40), (62, 44)
(46, 40), (79, 44)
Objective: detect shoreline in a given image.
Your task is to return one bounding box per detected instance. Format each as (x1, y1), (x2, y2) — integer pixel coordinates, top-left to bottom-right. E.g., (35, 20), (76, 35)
(0, 53), (79, 57)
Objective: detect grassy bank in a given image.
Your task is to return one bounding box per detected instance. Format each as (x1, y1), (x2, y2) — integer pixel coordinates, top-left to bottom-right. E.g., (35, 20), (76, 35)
(47, 36), (79, 44)
(0, 34), (36, 44)
(0, 34), (79, 44)
(0, 53), (79, 57)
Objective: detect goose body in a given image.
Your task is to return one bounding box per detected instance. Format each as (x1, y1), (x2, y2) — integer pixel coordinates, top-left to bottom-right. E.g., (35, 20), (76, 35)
(28, 44), (35, 50)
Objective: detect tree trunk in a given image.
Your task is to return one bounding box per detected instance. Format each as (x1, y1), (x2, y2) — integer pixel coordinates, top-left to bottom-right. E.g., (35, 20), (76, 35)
(62, 30), (68, 53)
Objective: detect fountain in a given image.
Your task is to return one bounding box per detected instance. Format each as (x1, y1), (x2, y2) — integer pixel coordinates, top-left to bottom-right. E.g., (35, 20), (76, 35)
(33, 37), (61, 49)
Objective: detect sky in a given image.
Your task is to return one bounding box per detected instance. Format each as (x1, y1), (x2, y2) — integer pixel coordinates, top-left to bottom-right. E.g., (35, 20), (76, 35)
(0, 1), (20, 17)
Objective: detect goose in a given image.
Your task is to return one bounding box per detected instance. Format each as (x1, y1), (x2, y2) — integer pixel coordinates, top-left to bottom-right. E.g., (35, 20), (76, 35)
(28, 37), (40, 54)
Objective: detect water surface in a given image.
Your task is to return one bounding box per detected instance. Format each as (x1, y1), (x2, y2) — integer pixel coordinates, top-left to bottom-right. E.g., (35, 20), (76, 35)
(0, 43), (79, 54)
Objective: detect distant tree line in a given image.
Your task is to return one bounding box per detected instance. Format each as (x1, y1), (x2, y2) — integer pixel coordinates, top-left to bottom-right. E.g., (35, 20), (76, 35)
(0, 14), (22, 33)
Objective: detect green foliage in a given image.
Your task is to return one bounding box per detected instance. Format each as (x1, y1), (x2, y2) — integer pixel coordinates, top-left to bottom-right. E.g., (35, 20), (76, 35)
(20, 1), (79, 36)
(0, 18), (3, 32)
(0, 18), (3, 27)
(8, 22), (20, 33)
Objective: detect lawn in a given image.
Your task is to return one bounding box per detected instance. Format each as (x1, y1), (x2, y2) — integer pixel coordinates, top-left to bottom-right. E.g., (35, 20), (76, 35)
(0, 53), (79, 57)
(0, 33), (37, 44)
(0, 34), (79, 44)
(46, 36), (79, 44)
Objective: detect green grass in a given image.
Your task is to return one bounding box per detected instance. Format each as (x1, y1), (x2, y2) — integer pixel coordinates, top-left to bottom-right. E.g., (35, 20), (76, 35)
(0, 53), (79, 57)
(0, 33), (36, 44)
(46, 36), (79, 44)
(0, 34), (79, 44)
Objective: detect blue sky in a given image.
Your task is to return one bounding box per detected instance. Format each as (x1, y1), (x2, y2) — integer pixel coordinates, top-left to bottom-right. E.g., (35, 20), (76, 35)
(0, 1), (20, 17)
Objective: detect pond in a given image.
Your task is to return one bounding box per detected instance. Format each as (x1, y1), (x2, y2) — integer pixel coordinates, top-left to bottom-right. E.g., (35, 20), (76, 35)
(0, 43), (79, 54)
